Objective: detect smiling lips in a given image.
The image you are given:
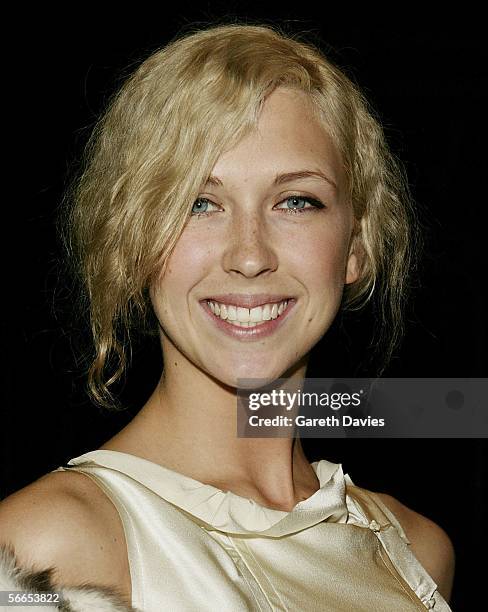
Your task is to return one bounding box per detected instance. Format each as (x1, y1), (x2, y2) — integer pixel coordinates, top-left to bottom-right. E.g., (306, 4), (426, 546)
(199, 295), (296, 339)
(206, 298), (289, 327)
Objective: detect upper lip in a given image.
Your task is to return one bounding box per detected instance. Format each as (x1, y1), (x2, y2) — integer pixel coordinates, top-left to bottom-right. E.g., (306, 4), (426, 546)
(202, 294), (294, 309)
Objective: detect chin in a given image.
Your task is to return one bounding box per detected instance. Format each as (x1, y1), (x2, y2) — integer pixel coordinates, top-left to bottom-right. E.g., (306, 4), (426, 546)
(210, 359), (299, 390)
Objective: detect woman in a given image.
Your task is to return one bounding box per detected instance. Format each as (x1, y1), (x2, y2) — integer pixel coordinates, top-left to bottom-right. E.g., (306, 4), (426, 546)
(0, 23), (454, 611)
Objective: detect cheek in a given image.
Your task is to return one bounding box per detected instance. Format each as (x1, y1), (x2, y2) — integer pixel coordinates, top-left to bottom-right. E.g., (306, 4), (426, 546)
(289, 222), (350, 294)
(151, 228), (211, 318)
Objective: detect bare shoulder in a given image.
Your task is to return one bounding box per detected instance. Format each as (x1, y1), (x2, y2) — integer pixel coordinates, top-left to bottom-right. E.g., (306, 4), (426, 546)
(375, 492), (455, 602)
(0, 470), (130, 600)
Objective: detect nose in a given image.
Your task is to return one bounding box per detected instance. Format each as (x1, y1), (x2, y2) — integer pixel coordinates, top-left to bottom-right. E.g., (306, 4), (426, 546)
(222, 208), (278, 278)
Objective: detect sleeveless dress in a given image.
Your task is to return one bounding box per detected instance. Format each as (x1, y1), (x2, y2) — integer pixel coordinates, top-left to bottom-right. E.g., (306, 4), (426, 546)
(51, 450), (451, 611)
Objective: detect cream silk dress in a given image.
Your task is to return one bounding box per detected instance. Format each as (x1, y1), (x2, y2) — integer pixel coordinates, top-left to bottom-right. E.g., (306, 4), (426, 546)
(52, 450), (451, 611)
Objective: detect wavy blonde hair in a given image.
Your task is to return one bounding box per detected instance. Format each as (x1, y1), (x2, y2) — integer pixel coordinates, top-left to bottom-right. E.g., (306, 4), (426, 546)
(61, 23), (418, 409)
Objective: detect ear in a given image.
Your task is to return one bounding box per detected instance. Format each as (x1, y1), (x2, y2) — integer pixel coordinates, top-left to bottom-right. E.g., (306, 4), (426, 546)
(345, 221), (362, 285)
(345, 250), (360, 285)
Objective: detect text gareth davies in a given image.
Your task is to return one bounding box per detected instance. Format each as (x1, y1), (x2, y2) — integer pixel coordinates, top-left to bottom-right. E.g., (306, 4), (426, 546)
(248, 415), (385, 427)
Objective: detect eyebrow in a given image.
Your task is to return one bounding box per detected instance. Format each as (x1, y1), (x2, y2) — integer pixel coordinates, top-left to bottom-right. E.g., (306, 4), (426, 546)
(204, 169), (337, 190)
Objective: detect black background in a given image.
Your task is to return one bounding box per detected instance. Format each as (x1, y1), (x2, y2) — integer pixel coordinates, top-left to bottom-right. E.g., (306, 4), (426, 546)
(2, 4), (487, 610)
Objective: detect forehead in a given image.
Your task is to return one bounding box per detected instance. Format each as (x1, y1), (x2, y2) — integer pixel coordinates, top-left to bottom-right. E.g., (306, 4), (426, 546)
(210, 87), (344, 187)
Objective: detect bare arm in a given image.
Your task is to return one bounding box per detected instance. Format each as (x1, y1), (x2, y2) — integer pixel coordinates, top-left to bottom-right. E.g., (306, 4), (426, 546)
(0, 471), (131, 602)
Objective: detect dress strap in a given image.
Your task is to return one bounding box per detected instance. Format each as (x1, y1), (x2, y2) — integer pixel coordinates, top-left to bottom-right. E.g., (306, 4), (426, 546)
(345, 484), (452, 611)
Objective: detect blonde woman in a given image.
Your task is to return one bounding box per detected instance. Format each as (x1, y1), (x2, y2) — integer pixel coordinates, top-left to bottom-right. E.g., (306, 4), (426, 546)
(0, 24), (454, 611)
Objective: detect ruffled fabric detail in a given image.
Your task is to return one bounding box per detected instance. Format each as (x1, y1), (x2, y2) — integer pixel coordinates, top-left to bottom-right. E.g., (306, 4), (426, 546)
(62, 450), (350, 537)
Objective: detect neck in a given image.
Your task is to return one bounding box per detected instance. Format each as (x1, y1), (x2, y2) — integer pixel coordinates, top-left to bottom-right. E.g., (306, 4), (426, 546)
(103, 336), (319, 511)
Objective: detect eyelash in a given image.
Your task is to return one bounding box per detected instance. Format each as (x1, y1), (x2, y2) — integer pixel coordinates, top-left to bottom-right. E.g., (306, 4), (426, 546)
(191, 195), (326, 218)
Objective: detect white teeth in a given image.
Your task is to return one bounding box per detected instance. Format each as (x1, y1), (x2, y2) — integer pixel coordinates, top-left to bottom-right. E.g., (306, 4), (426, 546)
(249, 306), (263, 322)
(206, 299), (290, 326)
(237, 306), (250, 323)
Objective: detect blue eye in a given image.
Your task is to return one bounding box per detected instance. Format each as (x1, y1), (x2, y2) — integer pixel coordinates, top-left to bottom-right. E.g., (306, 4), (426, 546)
(190, 195), (325, 218)
(191, 198), (219, 217)
(276, 196), (325, 214)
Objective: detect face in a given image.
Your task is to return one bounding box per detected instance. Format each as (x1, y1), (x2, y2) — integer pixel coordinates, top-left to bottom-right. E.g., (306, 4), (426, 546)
(150, 87), (359, 387)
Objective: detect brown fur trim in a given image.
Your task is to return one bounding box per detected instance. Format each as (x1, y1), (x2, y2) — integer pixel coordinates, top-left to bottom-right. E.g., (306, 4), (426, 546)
(0, 542), (140, 611)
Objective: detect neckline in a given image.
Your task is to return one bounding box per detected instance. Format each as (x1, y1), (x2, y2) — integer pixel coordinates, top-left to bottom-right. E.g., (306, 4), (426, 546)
(62, 449), (350, 537)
